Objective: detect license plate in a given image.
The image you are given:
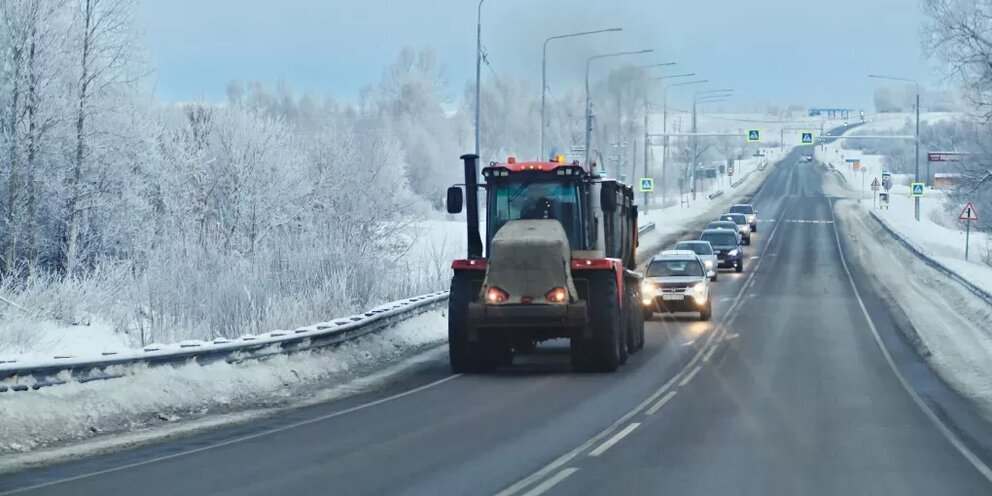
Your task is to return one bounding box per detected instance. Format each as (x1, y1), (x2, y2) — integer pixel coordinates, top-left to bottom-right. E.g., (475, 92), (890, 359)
(662, 294), (683, 301)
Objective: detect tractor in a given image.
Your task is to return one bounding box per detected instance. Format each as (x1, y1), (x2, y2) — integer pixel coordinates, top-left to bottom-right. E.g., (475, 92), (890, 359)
(445, 153), (644, 373)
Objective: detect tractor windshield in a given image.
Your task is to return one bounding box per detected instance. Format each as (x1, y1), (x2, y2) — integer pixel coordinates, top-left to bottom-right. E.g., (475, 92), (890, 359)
(488, 179), (582, 249)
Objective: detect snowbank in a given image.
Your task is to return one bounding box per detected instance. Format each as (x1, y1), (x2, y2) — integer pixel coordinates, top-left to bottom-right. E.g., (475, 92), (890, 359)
(823, 120), (992, 419)
(0, 310), (447, 463)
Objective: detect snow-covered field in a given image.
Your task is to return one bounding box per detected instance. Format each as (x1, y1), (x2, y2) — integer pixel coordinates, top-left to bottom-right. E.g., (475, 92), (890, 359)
(823, 121), (992, 419)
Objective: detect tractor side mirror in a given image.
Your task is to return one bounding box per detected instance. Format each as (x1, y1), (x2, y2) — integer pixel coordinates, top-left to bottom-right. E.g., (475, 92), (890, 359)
(446, 186), (463, 214)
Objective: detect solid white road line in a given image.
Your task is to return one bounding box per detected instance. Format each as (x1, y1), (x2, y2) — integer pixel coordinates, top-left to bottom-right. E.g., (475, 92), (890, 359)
(588, 423), (641, 457)
(520, 468), (579, 496)
(702, 343), (720, 362)
(645, 391), (678, 416)
(0, 374), (463, 496)
(678, 366), (703, 387)
(829, 200), (992, 484)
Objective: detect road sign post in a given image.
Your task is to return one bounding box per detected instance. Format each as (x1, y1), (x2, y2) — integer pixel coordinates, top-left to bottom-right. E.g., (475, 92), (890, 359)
(959, 202), (980, 261)
(871, 178), (880, 208)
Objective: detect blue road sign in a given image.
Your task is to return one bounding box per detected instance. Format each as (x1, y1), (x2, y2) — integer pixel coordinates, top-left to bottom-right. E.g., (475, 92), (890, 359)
(911, 182), (925, 197)
(801, 131), (814, 144)
(639, 178), (654, 193)
(747, 129), (760, 142)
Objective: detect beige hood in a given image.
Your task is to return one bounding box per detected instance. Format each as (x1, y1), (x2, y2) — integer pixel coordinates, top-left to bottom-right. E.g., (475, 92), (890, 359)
(482, 220), (577, 304)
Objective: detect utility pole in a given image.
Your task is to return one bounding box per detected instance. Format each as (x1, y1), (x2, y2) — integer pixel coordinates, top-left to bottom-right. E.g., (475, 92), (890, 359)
(869, 74), (921, 221)
(474, 0), (485, 159)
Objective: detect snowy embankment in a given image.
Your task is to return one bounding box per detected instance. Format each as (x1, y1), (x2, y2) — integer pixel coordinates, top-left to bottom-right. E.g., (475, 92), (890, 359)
(822, 122), (992, 419)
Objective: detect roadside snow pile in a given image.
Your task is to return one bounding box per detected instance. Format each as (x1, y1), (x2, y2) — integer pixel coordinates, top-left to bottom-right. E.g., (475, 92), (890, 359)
(0, 310), (446, 457)
(835, 201), (992, 416)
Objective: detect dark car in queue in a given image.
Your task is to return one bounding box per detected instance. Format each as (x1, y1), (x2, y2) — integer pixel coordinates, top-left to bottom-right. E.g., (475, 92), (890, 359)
(700, 228), (745, 273)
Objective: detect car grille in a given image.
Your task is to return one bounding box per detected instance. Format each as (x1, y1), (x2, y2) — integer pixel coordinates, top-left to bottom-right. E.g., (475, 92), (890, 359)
(660, 282), (691, 291)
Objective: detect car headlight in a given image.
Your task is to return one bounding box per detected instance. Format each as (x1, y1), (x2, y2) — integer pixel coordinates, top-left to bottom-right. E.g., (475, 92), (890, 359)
(728, 249), (739, 257)
(641, 281), (656, 293)
(748, 215), (756, 223)
(692, 282), (706, 294)
(704, 260), (713, 269)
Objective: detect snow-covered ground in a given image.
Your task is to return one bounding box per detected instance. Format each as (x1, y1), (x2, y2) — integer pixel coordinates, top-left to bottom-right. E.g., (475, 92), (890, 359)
(823, 121), (992, 419)
(0, 310), (447, 464)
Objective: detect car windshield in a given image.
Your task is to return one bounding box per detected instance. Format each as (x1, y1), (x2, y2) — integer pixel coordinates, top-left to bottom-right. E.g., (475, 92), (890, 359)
(708, 222), (735, 230)
(701, 231), (739, 246)
(721, 214), (746, 225)
(675, 242), (713, 255)
(729, 205), (753, 215)
(647, 259), (704, 277)
(488, 180), (581, 248)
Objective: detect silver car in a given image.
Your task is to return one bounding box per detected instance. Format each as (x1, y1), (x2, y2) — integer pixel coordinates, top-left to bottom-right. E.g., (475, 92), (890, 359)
(674, 240), (719, 282)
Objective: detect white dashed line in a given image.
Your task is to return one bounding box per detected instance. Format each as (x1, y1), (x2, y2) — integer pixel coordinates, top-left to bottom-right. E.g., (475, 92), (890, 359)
(678, 365), (703, 387)
(645, 391), (678, 416)
(520, 468), (579, 496)
(588, 423), (641, 457)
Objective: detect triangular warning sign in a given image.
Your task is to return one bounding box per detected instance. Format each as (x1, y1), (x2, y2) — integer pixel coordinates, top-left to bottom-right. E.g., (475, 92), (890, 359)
(871, 178), (880, 187)
(959, 202), (980, 221)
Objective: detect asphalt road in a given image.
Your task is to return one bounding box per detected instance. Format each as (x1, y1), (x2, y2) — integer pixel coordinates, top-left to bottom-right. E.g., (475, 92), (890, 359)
(3, 143), (992, 495)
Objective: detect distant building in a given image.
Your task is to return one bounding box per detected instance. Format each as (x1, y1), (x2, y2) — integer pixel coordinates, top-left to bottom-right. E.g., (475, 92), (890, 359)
(933, 173), (961, 190)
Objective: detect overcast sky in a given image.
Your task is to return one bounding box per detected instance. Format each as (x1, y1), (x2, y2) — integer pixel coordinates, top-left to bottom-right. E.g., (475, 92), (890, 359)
(139, 0), (942, 108)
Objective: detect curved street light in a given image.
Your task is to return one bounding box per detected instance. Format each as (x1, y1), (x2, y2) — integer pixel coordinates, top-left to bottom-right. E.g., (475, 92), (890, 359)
(585, 49), (654, 169)
(540, 27), (623, 159)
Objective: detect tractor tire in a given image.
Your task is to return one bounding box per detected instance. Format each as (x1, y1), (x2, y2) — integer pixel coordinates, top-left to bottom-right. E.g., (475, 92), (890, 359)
(699, 300), (713, 321)
(571, 271), (621, 372)
(448, 273), (509, 373)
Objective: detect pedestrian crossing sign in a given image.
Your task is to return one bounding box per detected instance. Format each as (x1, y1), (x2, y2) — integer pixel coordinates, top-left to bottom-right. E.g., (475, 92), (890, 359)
(639, 178), (654, 193)
(747, 129), (760, 142)
(911, 182), (925, 197)
(801, 131), (814, 144)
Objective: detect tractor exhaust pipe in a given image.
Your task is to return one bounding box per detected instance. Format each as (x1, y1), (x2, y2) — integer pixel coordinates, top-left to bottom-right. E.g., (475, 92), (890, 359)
(460, 153), (484, 259)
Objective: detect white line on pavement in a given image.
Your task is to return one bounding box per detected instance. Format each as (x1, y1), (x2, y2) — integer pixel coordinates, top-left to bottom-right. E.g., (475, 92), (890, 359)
(645, 391), (678, 416)
(588, 423), (641, 457)
(679, 366), (703, 387)
(829, 200), (992, 484)
(703, 344), (720, 362)
(520, 468), (579, 496)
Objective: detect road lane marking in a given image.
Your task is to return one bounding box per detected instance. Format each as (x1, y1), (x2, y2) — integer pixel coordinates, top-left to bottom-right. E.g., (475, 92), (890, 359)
(645, 391), (678, 416)
(703, 343), (720, 362)
(722, 333), (740, 341)
(829, 200), (992, 484)
(499, 168), (795, 496)
(681, 339), (696, 347)
(520, 468), (579, 496)
(749, 256), (759, 260)
(588, 423), (641, 457)
(678, 366), (703, 387)
(0, 374), (463, 496)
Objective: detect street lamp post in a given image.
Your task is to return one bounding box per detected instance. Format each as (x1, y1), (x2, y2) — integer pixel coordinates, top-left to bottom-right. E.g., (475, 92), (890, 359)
(869, 74), (921, 221)
(541, 28), (622, 160)
(475, 0), (486, 158)
(691, 89), (734, 200)
(642, 72), (694, 211)
(585, 49), (654, 171)
(656, 79), (707, 208)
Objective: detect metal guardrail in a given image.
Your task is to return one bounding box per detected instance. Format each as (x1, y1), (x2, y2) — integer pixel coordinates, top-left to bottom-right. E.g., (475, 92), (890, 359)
(1, 223), (660, 392)
(707, 190), (725, 200)
(869, 211), (992, 306)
